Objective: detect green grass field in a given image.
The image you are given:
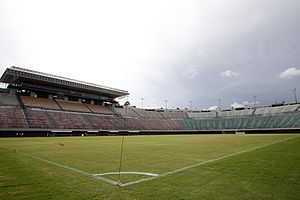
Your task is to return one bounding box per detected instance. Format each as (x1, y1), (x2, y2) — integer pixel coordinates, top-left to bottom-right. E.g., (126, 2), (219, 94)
(0, 134), (299, 199)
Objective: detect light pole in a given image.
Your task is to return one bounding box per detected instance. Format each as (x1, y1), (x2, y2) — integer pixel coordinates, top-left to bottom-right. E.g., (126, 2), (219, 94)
(189, 100), (192, 112)
(141, 98), (144, 109)
(253, 96), (256, 108)
(165, 100), (168, 111)
(292, 88), (297, 103)
(218, 99), (221, 111)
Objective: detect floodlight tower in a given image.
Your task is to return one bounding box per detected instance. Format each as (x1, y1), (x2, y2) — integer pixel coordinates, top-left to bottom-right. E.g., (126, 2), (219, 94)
(165, 100), (168, 111)
(253, 96), (256, 108)
(218, 99), (221, 111)
(141, 98), (144, 109)
(292, 88), (297, 103)
(189, 100), (192, 112)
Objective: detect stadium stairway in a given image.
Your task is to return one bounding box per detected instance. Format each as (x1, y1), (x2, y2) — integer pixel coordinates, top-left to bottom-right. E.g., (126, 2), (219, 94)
(16, 95), (30, 128)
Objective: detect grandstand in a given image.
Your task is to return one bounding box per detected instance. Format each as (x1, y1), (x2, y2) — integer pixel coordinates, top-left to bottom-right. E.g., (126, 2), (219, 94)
(0, 66), (299, 136)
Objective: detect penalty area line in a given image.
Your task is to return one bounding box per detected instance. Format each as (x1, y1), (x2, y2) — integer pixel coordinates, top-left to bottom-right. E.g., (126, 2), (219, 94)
(120, 135), (299, 187)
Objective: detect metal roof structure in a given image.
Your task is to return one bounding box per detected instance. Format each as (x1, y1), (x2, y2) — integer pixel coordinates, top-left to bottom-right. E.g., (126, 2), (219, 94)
(0, 66), (129, 99)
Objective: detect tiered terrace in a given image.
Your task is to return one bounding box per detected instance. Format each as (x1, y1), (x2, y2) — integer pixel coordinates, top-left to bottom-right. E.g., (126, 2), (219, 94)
(21, 96), (61, 110)
(85, 104), (113, 114)
(0, 92), (300, 131)
(0, 106), (27, 128)
(56, 100), (91, 112)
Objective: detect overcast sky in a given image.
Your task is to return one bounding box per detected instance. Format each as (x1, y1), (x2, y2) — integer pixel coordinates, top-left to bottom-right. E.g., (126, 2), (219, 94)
(1, 0), (300, 110)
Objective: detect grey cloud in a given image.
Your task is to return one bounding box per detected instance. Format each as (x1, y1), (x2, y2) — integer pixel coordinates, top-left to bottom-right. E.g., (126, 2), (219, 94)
(1, 0), (300, 110)
(154, 1), (300, 109)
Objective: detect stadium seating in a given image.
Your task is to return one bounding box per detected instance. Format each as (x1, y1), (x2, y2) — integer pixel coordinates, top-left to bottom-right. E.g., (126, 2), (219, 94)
(24, 108), (124, 130)
(179, 112), (300, 130)
(160, 110), (188, 119)
(26, 108), (53, 128)
(1, 92), (300, 131)
(56, 100), (91, 112)
(121, 118), (144, 130)
(112, 106), (140, 118)
(0, 106), (27, 128)
(0, 93), (19, 106)
(126, 118), (181, 130)
(46, 111), (94, 129)
(130, 108), (163, 118)
(187, 111), (217, 118)
(218, 109), (253, 117)
(21, 96), (61, 110)
(85, 104), (113, 114)
(85, 114), (123, 130)
(254, 104), (299, 115)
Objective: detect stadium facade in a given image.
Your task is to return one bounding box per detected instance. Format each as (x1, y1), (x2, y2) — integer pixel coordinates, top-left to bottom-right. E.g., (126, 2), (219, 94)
(0, 66), (299, 136)
(0, 66), (129, 102)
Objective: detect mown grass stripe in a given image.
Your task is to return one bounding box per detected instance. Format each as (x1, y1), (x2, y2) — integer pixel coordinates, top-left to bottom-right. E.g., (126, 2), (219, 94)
(120, 135), (299, 187)
(10, 150), (120, 186)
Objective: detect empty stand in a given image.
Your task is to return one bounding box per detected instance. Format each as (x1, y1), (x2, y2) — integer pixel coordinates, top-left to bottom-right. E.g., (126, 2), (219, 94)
(85, 114), (123, 130)
(0, 106), (27, 128)
(160, 111), (187, 119)
(179, 111), (300, 130)
(187, 111), (217, 119)
(112, 106), (140, 117)
(134, 118), (181, 130)
(85, 104), (113, 114)
(254, 104), (299, 115)
(26, 108), (53, 128)
(131, 108), (163, 118)
(56, 100), (91, 112)
(47, 111), (93, 129)
(0, 93), (19, 106)
(21, 96), (61, 110)
(218, 109), (253, 117)
(26, 109), (123, 130)
(1, 93), (300, 131)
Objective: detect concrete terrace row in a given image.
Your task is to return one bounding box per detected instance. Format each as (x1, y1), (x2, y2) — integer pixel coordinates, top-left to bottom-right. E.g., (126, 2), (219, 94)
(0, 93), (300, 131)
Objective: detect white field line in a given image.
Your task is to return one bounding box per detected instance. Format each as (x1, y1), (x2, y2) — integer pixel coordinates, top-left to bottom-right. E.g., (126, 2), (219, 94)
(16, 151), (119, 186)
(1, 135), (298, 188)
(120, 135), (299, 187)
(94, 172), (159, 177)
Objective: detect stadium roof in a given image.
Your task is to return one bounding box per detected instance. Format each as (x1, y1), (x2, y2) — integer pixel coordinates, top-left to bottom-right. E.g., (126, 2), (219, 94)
(0, 66), (129, 98)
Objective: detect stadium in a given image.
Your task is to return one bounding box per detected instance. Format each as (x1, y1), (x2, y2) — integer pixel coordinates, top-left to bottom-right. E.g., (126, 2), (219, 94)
(1, 67), (299, 136)
(0, 66), (299, 199)
(1, 1), (300, 199)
